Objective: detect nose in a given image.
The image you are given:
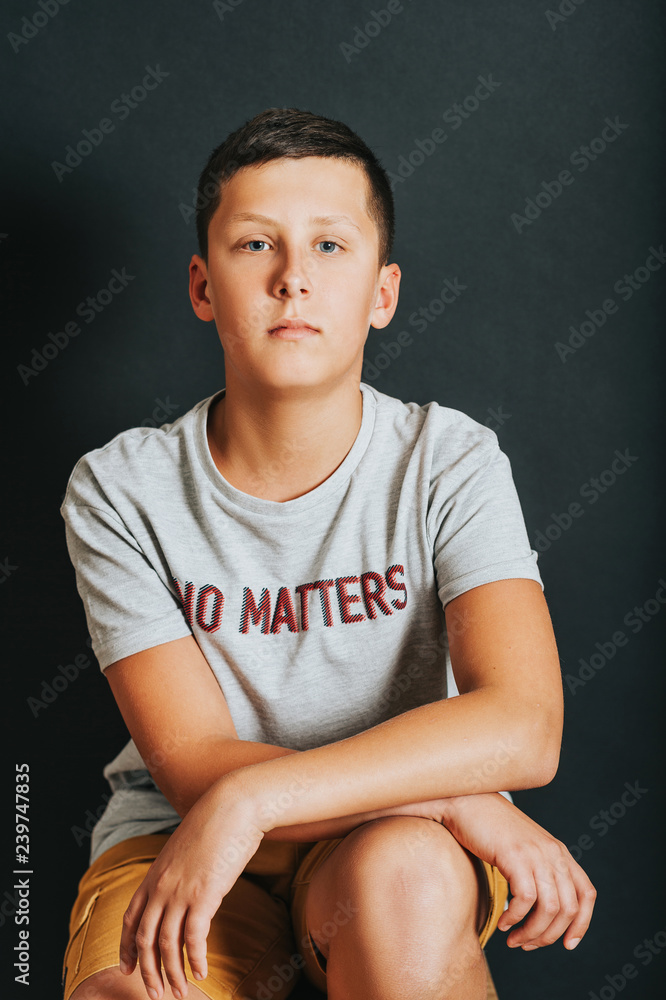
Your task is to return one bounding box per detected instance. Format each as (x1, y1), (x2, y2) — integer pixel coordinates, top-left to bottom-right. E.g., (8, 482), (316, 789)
(271, 245), (312, 299)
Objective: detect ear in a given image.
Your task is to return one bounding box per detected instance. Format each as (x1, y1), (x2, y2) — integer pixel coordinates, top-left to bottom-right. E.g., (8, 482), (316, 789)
(369, 264), (401, 331)
(189, 254), (215, 322)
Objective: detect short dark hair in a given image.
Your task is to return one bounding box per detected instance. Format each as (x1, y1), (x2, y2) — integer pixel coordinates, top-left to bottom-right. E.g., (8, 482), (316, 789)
(195, 107), (395, 270)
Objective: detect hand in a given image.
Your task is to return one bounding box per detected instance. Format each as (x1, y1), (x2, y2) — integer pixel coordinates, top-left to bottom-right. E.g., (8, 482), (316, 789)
(438, 792), (597, 952)
(119, 777), (264, 999)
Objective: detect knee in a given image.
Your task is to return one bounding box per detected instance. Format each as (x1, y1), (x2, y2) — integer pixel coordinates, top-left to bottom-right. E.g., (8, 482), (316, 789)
(339, 815), (478, 916)
(319, 817), (487, 993)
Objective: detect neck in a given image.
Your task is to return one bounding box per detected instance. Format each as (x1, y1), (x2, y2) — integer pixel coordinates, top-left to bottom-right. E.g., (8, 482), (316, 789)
(207, 375), (364, 502)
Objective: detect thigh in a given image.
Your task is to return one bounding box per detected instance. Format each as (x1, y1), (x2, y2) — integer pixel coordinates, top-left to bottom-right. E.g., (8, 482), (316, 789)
(63, 833), (308, 1000)
(69, 964), (210, 999)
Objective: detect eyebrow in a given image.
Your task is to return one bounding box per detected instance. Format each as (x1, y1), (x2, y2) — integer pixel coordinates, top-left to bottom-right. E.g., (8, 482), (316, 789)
(223, 212), (363, 234)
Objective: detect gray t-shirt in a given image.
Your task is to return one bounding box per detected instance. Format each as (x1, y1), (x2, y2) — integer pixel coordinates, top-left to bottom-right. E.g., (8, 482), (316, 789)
(61, 382), (543, 864)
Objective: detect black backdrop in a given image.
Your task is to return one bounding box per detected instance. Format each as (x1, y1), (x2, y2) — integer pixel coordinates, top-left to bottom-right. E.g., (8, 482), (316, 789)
(2, 1), (665, 997)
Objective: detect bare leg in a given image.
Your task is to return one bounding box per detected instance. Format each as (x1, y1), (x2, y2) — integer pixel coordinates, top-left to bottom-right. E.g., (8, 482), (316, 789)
(304, 815), (489, 1000)
(68, 964), (211, 1000)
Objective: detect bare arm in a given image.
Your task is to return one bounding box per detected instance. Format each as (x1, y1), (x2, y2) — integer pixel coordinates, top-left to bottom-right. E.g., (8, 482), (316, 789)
(214, 578), (563, 830)
(104, 635), (437, 842)
(117, 578), (591, 999)
(106, 578), (562, 842)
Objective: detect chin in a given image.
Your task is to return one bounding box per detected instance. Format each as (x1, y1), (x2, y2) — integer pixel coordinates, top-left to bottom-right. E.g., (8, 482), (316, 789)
(260, 369), (338, 393)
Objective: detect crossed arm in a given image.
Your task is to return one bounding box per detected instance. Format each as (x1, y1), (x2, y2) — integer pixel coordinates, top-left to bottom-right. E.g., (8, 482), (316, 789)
(104, 578), (596, 998)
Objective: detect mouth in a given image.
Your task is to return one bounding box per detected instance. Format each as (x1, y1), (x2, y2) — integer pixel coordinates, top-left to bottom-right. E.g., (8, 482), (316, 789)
(267, 319), (320, 340)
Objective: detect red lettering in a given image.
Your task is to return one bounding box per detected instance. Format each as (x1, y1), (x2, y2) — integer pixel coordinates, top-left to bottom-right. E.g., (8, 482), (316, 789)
(360, 571), (393, 618)
(271, 586), (299, 634)
(336, 576), (366, 623)
(195, 584), (224, 632)
(312, 579), (335, 627)
(172, 577), (196, 627)
(240, 587), (272, 634)
(386, 564), (407, 609)
(296, 582), (317, 631)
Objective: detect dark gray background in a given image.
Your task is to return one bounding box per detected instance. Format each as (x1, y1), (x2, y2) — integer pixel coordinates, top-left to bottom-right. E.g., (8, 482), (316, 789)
(2, 1), (664, 997)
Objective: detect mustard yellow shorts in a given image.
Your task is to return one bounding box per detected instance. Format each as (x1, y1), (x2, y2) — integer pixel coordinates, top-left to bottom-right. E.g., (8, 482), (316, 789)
(62, 830), (508, 999)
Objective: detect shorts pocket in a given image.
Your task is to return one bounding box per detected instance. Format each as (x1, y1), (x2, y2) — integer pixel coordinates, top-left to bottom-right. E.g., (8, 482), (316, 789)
(62, 890), (100, 994)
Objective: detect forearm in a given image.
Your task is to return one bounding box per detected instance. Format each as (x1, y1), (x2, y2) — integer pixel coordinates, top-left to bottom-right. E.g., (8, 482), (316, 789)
(223, 687), (558, 836)
(164, 736), (428, 841)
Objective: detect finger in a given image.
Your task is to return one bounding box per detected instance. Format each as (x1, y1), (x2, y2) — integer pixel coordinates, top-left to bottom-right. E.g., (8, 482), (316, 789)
(497, 869), (537, 934)
(183, 906), (212, 984)
(514, 866), (579, 949)
(562, 870), (597, 950)
(119, 886), (148, 975)
(505, 873), (561, 949)
(159, 908), (189, 999)
(134, 906), (167, 999)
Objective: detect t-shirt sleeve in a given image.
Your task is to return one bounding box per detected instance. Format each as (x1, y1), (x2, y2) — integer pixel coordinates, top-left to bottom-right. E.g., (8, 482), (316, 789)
(427, 415), (543, 609)
(60, 461), (193, 671)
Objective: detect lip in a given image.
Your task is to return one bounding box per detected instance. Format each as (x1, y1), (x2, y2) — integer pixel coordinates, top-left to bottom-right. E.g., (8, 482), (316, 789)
(267, 317), (320, 339)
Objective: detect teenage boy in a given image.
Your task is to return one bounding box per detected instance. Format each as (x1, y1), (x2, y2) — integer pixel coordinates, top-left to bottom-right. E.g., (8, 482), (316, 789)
(61, 108), (595, 1000)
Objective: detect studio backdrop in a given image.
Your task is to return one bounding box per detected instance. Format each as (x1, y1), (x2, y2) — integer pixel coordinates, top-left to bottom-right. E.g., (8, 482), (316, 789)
(2, 1), (664, 998)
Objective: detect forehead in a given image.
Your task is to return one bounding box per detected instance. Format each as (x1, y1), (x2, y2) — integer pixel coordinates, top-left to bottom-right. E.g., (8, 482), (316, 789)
(211, 156), (373, 232)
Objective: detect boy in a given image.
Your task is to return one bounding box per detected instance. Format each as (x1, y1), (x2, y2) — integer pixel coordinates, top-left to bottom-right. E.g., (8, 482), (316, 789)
(60, 108), (595, 1000)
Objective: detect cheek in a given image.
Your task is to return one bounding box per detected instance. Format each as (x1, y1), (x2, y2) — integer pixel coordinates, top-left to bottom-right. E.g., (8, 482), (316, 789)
(213, 288), (259, 341)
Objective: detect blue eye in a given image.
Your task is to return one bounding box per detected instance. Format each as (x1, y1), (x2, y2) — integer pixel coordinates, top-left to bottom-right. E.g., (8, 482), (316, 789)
(241, 239), (341, 253)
